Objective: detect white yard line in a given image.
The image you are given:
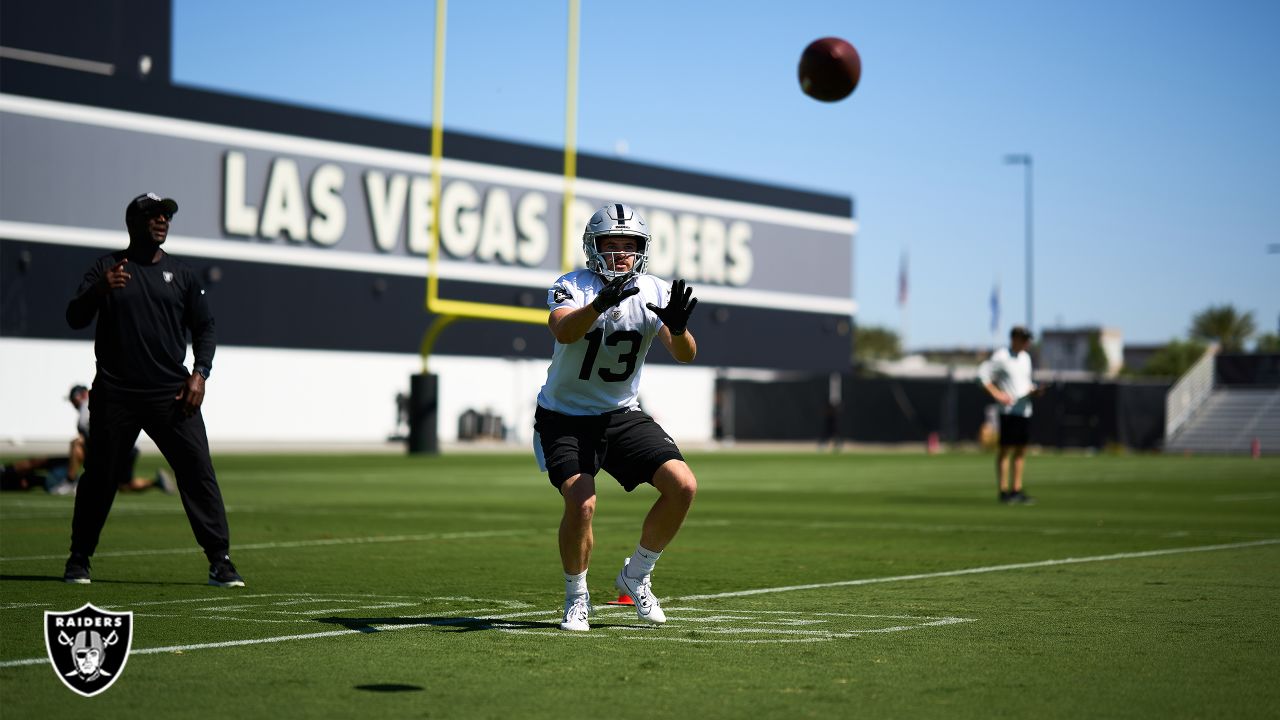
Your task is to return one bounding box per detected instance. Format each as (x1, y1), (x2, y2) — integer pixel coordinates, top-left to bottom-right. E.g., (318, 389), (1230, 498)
(0, 529), (538, 562)
(3, 538), (1276, 668)
(1214, 492), (1280, 502)
(675, 538), (1280, 601)
(0, 609), (524, 668)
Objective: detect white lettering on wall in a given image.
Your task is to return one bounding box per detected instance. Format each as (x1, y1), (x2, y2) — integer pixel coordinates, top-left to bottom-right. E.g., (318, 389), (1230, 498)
(222, 151), (259, 237)
(476, 188), (516, 263)
(726, 221), (753, 286)
(440, 180), (480, 258)
(515, 192), (549, 266)
(625, 208), (752, 285)
(365, 170), (408, 253)
(308, 163), (346, 246)
(260, 157), (308, 241)
(645, 209), (677, 278)
(698, 216), (727, 284)
(406, 176), (433, 256)
(676, 213), (701, 279)
(218, 152), (760, 286)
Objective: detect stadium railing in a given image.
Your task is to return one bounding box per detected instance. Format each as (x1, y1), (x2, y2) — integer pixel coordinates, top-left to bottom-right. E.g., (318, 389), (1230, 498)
(1164, 343), (1220, 442)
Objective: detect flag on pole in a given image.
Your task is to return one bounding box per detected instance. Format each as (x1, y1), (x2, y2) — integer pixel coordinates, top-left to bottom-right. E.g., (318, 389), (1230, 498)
(989, 282), (1000, 333)
(897, 252), (908, 307)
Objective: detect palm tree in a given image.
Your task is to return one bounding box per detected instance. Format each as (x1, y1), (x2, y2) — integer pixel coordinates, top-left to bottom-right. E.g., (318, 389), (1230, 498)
(1190, 305), (1256, 352)
(1133, 339), (1207, 377)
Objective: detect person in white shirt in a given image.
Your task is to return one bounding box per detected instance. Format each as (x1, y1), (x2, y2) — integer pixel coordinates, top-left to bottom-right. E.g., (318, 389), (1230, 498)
(534, 203), (699, 632)
(978, 326), (1043, 504)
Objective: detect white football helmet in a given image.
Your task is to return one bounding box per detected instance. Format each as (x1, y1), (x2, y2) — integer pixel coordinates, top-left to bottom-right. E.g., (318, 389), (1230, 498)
(583, 203), (650, 279)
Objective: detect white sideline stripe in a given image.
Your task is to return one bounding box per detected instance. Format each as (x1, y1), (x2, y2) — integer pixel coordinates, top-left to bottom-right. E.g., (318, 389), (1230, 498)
(675, 538), (1280, 601)
(3, 539), (1276, 668)
(0, 529), (537, 563)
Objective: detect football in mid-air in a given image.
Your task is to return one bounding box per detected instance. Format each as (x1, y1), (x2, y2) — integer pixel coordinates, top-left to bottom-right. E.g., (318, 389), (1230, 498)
(798, 37), (861, 102)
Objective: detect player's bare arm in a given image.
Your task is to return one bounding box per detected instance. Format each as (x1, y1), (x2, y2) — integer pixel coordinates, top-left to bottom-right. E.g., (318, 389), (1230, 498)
(547, 274), (638, 344)
(659, 326), (697, 363)
(984, 381), (1013, 406)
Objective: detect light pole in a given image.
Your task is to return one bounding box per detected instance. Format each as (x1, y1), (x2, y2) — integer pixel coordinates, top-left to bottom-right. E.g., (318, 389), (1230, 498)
(1004, 153), (1034, 333)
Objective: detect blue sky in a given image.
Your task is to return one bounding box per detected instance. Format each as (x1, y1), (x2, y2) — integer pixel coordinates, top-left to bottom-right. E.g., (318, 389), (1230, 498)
(172, 0), (1279, 350)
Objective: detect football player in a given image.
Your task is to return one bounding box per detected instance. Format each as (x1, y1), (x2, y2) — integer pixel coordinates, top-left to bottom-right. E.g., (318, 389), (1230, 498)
(534, 203), (699, 632)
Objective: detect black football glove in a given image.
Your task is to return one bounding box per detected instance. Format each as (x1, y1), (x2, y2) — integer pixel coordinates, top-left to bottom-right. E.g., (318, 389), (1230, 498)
(646, 279), (698, 336)
(591, 273), (640, 313)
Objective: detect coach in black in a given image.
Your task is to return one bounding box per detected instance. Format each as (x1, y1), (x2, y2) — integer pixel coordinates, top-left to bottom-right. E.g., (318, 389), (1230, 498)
(63, 192), (244, 587)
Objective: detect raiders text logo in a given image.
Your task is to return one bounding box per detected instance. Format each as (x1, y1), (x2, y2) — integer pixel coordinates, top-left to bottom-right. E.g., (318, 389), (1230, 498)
(44, 603), (133, 697)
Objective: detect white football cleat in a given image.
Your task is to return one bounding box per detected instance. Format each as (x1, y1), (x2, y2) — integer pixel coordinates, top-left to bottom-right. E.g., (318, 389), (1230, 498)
(560, 594), (593, 632)
(615, 558), (666, 625)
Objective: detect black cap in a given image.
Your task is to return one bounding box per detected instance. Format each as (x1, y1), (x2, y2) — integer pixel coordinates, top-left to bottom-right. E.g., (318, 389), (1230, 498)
(69, 385), (88, 402)
(1010, 325), (1033, 341)
(126, 193), (179, 225)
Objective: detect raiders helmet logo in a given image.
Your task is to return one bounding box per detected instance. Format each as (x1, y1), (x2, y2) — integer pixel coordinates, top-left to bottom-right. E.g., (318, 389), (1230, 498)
(162, 271), (174, 283)
(44, 603), (133, 697)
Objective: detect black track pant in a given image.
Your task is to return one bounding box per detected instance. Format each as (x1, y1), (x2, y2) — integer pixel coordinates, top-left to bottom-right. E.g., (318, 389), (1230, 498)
(70, 387), (230, 561)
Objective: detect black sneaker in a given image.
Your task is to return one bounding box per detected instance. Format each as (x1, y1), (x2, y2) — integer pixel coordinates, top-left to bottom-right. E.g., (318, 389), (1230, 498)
(208, 556), (245, 588)
(999, 490), (1013, 504)
(1010, 491), (1037, 505)
(64, 553), (91, 584)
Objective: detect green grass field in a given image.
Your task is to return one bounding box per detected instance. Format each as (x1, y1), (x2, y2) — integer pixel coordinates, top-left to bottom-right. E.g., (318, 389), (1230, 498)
(2, 451), (1278, 718)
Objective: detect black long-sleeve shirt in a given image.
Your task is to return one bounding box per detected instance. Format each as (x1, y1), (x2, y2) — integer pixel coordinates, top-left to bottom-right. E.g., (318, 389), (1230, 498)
(66, 249), (216, 396)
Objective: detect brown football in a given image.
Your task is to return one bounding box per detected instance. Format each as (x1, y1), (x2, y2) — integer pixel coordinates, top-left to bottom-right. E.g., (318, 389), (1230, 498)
(798, 37), (861, 102)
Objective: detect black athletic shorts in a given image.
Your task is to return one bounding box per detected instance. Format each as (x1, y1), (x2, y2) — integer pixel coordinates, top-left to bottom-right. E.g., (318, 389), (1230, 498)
(534, 405), (684, 491)
(998, 414), (1031, 447)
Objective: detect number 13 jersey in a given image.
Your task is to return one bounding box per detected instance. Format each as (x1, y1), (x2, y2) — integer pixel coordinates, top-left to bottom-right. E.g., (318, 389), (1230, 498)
(536, 269), (670, 416)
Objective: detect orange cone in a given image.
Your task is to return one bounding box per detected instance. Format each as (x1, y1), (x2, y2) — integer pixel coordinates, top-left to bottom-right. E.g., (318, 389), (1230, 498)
(605, 593), (635, 606)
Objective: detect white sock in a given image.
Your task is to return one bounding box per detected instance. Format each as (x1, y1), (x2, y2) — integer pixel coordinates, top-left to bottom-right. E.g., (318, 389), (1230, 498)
(564, 569), (588, 599)
(626, 545), (661, 579)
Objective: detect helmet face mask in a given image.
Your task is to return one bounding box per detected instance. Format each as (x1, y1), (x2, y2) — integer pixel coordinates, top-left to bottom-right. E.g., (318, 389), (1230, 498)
(583, 203), (649, 280)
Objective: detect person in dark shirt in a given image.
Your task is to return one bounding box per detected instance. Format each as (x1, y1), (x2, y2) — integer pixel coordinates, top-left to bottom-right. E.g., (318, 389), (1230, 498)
(63, 192), (244, 587)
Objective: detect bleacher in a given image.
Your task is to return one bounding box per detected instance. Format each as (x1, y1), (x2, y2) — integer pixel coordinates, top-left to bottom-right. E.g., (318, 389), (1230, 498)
(1164, 352), (1280, 456)
(1165, 387), (1280, 456)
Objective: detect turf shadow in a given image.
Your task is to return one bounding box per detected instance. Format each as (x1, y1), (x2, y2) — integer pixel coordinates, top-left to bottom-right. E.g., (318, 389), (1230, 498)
(0, 574), (72, 583)
(354, 684), (424, 693)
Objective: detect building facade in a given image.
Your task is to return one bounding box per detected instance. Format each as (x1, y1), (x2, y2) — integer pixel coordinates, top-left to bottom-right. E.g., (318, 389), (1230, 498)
(0, 1), (857, 447)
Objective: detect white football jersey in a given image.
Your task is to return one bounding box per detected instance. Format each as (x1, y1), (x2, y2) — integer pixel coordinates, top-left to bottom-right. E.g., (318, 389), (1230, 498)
(977, 347), (1035, 417)
(537, 270), (670, 415)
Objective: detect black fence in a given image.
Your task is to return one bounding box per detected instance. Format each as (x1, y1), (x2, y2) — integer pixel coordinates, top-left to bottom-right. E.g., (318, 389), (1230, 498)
(717, 374), (1172, 450)
(1216, 353), (1280, 387)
